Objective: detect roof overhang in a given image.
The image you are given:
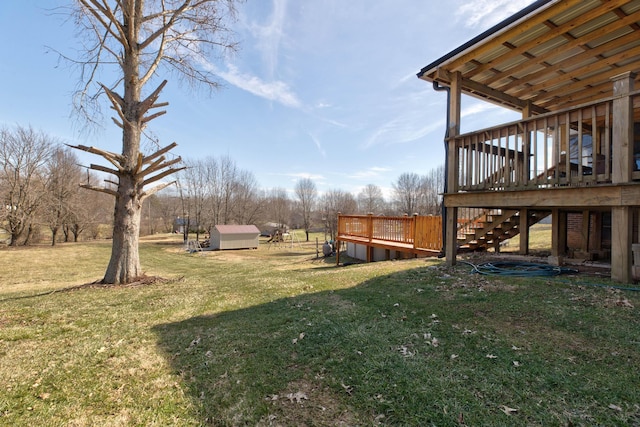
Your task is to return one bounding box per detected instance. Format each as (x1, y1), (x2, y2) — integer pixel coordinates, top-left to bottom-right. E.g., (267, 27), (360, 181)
(418, 0), (640, 113)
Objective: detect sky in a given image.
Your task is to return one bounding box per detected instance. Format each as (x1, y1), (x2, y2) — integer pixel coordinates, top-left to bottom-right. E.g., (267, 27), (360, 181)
(0, 0), (536, 199)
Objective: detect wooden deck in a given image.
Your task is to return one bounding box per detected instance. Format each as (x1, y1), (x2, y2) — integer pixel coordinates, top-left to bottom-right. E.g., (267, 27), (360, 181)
(336, 214), (442, 263)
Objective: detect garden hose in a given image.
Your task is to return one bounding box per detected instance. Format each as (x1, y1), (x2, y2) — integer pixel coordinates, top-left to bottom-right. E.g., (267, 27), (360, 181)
(460, 260), (640, 291)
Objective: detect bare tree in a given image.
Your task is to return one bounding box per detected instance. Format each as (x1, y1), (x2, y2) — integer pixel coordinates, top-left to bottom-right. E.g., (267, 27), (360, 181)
(65, 0), (241, 284)
(266, 188), (290, 230)
(392, 172), (422, 215)
(65, 170), (113, 241)
(319, 189), (357, 241)
(231, 170), (264, 225)
(294, 178), (317, 241)
(0, 126), (54, 246)
(44, 147), (83, 246)
(207, 155), (238, 227)
(357, 184), (386, 214)
(181, 158), (209, 242)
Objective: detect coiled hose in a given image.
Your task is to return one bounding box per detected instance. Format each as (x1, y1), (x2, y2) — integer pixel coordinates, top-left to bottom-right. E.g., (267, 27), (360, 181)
(460, 260), (640, 291)
(461, 260), (578, 277)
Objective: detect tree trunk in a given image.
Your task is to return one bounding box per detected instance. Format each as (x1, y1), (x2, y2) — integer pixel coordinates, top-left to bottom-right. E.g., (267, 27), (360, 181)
(51, 227), (58, 246)
(103, 173), (142, 284)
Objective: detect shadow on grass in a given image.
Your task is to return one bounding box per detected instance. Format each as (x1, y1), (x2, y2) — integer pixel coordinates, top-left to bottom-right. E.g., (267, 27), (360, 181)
(152, 265), (640, 426)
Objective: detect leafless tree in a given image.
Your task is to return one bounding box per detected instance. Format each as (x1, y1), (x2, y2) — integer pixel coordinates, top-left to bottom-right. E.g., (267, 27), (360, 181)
(180, 158), (209, 242)
(231, 170), (264, 225)
(319, 189), (357, 241)
(65, 170), (113, 241)
(392, 172), (422, 215)
(392, 167), (444, 216)
(43, 147), (83, 245)
(0, 126), (54, 246)
(65, 0), (241, 284)
(294, 178), (317, 241)
(266, 188), (290, 230)
(207, 155), (238, 227)
(357, 184), (386, 215)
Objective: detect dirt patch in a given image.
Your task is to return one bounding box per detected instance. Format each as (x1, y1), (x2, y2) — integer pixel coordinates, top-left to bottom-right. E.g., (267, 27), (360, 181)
(258, 379), (360, 426)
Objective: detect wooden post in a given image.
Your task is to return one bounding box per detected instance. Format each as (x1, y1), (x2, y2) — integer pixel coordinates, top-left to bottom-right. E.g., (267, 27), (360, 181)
(519, 208), (529, 255)
(550, 208), (567, 264)
(445, 72), (462, 266)
(612, 207), (633, 283)
(610, 72), (635, 283)
(366, 213), (373, 263)
(611, 72), (636, 184)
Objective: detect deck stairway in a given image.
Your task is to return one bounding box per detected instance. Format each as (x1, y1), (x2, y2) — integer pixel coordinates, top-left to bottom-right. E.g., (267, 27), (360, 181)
(457, 209), (550, 251)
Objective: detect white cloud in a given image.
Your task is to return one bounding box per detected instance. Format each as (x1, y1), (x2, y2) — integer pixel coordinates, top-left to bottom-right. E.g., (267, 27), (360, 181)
(214, 63), (302, 108)
(248, 0), (288, 78)
(347, 166), (392, 180)
(308, 133), (326, 158)
(455, 0), (537, 29)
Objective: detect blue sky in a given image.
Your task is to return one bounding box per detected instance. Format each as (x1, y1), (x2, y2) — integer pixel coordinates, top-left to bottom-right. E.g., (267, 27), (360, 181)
(0, 0), (535, 198)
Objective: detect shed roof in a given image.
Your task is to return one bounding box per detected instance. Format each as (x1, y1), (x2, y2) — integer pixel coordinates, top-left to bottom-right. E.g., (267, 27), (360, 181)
(417, 0), (640, 113)
(213, 224), (260, 235)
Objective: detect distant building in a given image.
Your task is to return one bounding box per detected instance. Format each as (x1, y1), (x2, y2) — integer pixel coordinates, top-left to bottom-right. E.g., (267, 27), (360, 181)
(209, 225), (260, 250)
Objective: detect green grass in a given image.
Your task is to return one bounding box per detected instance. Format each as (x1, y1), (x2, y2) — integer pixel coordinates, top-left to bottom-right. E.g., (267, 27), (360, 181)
(1, 233), (639, 426)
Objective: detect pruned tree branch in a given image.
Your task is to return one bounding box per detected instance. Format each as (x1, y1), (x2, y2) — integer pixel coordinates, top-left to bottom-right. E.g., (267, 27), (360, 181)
(143, 142), (178, 164)
(142, 166), (186, 187)
(141, 180), (177, 199)
(89, 163), (119, 176)
(67, 144), (124, 170)
(80, 183), (118, 197)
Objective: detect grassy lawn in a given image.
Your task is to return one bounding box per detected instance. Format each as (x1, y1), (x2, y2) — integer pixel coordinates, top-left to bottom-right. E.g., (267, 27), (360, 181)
(1, 232), (639, 426)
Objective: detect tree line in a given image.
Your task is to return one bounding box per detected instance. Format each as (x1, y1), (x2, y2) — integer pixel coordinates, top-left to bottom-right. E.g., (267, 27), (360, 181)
(0, 124), (444, 246)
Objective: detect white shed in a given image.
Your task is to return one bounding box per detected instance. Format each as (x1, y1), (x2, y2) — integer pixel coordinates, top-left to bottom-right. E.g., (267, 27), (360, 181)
(210, 225), (260, 250)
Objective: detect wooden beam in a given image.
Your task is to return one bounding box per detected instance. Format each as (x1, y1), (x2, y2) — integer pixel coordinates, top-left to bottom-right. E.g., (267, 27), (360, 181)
(467, 0), (630, 79)
(444, 185), (640, 209)
(444, 0), (584, 73)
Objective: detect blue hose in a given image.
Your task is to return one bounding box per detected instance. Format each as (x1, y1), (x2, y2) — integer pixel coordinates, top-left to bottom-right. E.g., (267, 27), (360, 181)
(462, 260), (578, 277)
(461, 260), (640, 291)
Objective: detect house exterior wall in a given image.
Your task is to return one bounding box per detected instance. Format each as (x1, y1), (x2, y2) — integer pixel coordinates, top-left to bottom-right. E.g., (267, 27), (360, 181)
(346, 242), (404, 262)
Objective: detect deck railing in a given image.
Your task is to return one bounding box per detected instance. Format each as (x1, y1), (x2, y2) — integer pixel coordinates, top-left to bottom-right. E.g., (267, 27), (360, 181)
(337, 214), (443, 252)
(451, 91), (640, 192)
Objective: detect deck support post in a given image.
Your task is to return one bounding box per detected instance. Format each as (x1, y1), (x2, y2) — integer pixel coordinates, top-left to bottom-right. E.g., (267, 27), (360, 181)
(519, 208), (529, 255)
(610, 72), (635, 282)
(612, 207), (633, 283)
(444, 72), (462, 266)
(550, 208), (567, 263)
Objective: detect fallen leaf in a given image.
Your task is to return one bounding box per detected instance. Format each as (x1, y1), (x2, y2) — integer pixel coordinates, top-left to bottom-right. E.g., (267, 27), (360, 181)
(486, 354), (498, 359)
(499, 405), (518, 415)
(341, 383), (353, 395)
(513, 361), (521, 367)
(608, 403), (623, 411)
(616, 298), (634, 308)
(286, 391), (308, 403)
(450, 354), (458, 359)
